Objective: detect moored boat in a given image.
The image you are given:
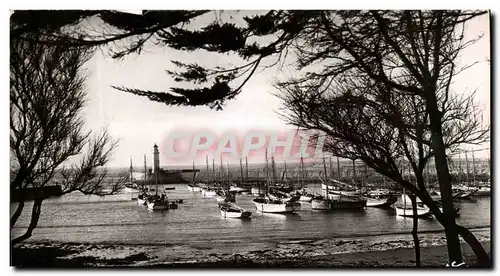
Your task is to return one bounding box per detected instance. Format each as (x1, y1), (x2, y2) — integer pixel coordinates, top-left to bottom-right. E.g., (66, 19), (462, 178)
(146, 194), (169, 210)
(219, 202), (252, 218)
(253, 197), (300, 213)
(394, 205), (431, 217)
(365, 195), (397, 208)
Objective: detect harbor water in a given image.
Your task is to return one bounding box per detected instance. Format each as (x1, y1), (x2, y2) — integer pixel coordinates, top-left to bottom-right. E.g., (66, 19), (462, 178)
(11, 183), (491, 257)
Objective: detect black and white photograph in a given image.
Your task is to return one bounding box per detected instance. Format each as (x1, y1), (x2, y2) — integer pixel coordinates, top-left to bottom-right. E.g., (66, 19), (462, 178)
(8, 6), (492, 269)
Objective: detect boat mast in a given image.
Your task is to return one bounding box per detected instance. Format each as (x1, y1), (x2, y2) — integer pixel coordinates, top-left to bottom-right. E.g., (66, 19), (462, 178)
(336, 156), (341, 179)
(227, 161), (230, 191)
(129, 156), (134, 184)
(300, 157), (304, 189)
(465, 151), (470, 184)
(220, 156), (224, 188)
(323, 156), (329, 204)
(281, 160), (287, 185)
(472, 150), (476, 186)
(271, 156), (277, 186)
(212, 159), (216, 186)
(143, 154), (147, 191)
(206, 156), (209, 185)
(265, 148), (270, 194)
(245, 157), (249, 183)
(240, 158), (244, 187)
(329, 156), (333, 180)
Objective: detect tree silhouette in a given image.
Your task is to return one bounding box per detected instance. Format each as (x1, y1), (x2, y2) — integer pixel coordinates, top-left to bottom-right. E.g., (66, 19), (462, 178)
(10, 33), (125, 245)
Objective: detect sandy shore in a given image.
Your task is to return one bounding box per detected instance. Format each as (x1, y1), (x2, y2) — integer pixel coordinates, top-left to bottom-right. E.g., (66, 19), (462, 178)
(12, 229), (491, 268)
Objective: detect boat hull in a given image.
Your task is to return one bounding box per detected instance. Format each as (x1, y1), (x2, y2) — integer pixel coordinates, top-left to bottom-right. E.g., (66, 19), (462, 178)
(253, 199), (300, 213)
(312, 197), (367, 210)
(187, 185), (202, 192)
(201, 189), (217, 198)
(147, 201), (169, 210)
(321, 184), (361, 196)
(299, 195), (313, 202)
(395, 206), (431, 217)
(137, 198), (147, 206)
(365, 196), (397, 208)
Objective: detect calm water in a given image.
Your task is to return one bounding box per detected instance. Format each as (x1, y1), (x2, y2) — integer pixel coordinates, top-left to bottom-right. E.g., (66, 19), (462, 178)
(11, 183), (490, 247)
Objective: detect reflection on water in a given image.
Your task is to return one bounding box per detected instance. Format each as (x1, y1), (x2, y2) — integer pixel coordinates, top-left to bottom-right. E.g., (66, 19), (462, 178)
(11, 183), (490, 247)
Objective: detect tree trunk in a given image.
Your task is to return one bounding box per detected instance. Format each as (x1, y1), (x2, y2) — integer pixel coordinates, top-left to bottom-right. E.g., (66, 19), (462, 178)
(10, 188), (26, 229)
(409, 193), (421, 267)
(11, 197), (43, 245)
(414, 189), (490, 266)
(425, 92), (463, 264)
(456, 225), (491, 267)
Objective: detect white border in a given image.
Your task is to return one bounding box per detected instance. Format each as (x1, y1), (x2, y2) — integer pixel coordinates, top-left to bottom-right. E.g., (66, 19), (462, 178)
(3, 1), (498, 276)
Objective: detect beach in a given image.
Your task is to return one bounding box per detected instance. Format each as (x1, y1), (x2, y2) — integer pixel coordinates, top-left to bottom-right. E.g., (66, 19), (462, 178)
(12, 229), (491, 268)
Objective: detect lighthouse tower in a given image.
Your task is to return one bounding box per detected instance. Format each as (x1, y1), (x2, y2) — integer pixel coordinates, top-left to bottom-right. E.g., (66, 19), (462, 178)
(153, 144), (160, 173)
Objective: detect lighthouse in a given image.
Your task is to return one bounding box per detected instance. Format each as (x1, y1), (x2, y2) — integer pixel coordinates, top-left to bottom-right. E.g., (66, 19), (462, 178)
(153, 144), (160, 173)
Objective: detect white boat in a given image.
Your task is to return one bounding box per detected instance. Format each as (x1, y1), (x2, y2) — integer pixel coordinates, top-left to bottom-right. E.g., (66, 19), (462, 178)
(474, 186), (490, 196)
(137, 197), (147, 206)
(201, 188), (218, 198)
(365, 195), (397, 208)
(299, 195), (313, 202)
(311, 198), (330, 210)
(229, 185), (250, 193)
(219, 202), (252, 218)
(395, 194), (430, 217)
(321, 184), (361, 196)
(253, 197), (301, 213)
(187, 183), (202, 192)
(395, 205), (431, 217)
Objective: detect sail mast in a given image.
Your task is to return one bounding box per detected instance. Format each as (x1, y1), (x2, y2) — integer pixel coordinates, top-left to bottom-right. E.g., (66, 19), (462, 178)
(143, 154), (147, 190)
(245, 157), (249, 182)
(323, 156), (329, 205)
(220, 156), (224, 188)
(205, 156), (209, 185)
(212, 159), (216, 185)
(265, 148), (270, 194)
(240, 158), (244, 187)
(227, 161), (230, 191)
(129, 156), (133, 184)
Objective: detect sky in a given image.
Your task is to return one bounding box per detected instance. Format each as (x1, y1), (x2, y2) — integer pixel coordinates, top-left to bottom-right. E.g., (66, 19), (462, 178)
(81, 11), (491, 168)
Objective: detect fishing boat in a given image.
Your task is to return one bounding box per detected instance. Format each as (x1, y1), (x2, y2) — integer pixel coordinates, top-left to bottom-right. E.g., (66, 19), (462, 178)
(219, 202), (252, 218)
(395, 204), (431, 217)
(394, 194), (431, 218)
(253, 197), (300, 213)
(365, 194), (398, 208)
(137, 192), (147, 206)
(147, 144), (171, 211)
(136, 155), (149, 206)
(229, 185), (250, 193)
(201, 187), (218, 198)
(475, 185), (490, 196)
(268, 188), (301, 203)
(146, 194), (169, 210)
(253, 151), (301, 213)
(322, 180), (362, 196)
(187, 183), (202, 192)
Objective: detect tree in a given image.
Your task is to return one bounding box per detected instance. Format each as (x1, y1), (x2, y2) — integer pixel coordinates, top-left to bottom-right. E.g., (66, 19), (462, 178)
(275, 72), (489, 265)
(10, 33), (125, 245)
(10, 10), (490, 264)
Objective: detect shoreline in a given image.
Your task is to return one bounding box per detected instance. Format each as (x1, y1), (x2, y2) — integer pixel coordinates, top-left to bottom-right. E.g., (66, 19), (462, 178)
(12, 230), (491, 268)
